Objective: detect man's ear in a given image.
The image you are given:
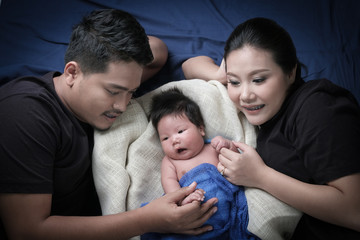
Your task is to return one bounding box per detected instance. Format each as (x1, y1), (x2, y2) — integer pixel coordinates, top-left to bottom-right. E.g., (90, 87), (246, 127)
(63, 61), (81, 87)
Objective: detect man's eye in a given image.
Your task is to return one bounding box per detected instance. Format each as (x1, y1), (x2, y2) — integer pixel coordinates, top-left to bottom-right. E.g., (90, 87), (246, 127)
(129, 90), (137, 95)
(106, 89), (118, 95)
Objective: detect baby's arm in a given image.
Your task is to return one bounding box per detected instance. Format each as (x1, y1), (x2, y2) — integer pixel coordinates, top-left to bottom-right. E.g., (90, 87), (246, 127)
(211, 136), (239, 153)
(161, 157), (182, 194)
(181, 189), (206, 205)
(161, 157), (205, 206)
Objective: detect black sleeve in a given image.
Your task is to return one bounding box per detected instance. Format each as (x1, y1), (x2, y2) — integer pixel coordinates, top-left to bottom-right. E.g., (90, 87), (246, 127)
(294, 91), (360, 184)
(0, 94), (59, 193)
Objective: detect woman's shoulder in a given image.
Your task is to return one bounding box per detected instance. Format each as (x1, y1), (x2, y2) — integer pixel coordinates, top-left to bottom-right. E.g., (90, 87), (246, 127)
(296, 79), (358, 105)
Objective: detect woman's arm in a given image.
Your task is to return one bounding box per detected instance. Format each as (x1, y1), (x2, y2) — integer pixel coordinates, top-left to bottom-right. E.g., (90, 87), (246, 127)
(218, 141), (360, 232)
(182, 56), (227, 84)
(0, 183), (218, 240)
(141, 36), (168, 82)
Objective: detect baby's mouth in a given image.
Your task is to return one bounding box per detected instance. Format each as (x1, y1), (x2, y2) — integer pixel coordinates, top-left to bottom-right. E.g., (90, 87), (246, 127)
(177, 148), (186, 153)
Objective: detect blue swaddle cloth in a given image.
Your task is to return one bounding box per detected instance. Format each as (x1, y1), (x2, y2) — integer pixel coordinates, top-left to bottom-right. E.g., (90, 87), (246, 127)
(141, 163), (259, 239)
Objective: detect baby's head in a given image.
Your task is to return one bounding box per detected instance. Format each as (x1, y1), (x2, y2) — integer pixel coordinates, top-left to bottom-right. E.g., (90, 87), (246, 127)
(150, 87), (205, 131)
(150, 88), (206, 160)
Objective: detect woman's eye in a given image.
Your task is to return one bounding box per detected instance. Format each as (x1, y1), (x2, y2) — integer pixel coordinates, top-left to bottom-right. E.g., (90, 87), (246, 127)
(228, 79), (240, 86)
(253, 78), (265, 83)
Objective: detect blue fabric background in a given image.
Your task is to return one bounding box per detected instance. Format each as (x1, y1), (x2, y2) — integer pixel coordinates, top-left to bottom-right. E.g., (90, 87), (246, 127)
(0, 0), (359, 102)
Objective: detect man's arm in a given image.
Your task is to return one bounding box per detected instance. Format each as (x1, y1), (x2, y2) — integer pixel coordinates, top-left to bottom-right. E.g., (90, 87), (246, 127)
(0, 183), (218, 239)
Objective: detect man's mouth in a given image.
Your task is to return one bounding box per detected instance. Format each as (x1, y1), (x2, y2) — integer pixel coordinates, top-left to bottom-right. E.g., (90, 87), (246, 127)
(104, 113), (117, 118)
(104, 111), (122, 119)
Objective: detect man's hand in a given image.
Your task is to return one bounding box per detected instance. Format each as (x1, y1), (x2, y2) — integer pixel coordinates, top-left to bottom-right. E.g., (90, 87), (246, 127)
(141, 182), (218, 235)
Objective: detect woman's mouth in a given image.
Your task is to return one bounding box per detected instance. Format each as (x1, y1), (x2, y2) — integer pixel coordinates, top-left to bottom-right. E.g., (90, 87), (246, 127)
(242, 104), (265, 111)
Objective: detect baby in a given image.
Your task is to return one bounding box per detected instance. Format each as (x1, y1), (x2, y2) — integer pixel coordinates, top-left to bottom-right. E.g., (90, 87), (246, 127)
(150, 87), (237, 205)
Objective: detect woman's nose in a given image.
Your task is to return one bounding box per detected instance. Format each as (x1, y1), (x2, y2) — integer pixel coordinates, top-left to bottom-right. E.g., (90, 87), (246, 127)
(240, 85), (255, 102)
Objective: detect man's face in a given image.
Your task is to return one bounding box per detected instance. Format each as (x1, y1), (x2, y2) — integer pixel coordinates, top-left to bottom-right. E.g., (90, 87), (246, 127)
(69, 61), (143, 130)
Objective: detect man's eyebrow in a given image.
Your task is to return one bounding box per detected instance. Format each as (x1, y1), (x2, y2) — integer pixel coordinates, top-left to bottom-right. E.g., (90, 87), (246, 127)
(107, 83), (139, 91)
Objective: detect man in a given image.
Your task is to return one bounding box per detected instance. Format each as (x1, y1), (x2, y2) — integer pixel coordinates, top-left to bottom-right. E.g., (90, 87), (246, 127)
(0, 9), (217, 239)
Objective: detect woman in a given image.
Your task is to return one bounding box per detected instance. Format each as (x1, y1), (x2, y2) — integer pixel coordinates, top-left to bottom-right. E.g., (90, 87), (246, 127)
(182, 17), (360, 239)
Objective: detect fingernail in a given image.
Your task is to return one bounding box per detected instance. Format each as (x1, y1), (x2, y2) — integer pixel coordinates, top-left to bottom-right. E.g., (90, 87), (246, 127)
(212, 207), (218, 214)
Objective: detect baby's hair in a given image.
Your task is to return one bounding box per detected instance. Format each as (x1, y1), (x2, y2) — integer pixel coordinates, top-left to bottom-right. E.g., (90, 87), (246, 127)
(150, 87), (205, 131)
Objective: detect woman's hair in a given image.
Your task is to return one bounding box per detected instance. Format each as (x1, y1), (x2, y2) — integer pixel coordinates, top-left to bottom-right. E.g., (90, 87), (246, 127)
(150, 87), (205, 132)
(224, 17), (304, 82)
(65, 9), (153, 74)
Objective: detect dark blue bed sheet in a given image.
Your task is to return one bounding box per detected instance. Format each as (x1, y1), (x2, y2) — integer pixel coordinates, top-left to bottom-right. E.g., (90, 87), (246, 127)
(0, 0), (359, 102)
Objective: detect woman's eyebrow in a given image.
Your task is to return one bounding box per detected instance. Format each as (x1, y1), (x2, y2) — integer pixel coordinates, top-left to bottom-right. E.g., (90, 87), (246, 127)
(227, 69), (270, 77)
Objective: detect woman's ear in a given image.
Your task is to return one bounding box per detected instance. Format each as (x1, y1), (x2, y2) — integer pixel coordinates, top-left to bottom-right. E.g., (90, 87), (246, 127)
(63, 61), (80, 87)
(289, 64), (297, 84)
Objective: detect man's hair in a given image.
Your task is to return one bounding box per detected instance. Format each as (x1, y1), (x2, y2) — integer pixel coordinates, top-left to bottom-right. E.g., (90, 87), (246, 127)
(150, 87), (205, 131)
(64, 9), (154, 74)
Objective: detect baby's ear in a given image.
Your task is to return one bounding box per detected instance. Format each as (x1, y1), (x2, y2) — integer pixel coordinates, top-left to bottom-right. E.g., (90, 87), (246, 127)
(199, 125), (206, 136)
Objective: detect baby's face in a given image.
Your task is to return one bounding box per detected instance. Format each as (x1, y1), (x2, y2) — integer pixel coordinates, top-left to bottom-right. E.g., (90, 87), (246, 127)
(157, 113), (205, 160)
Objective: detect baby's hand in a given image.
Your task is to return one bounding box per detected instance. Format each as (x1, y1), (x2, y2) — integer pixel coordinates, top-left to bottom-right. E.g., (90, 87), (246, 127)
(180, 189), (205, 205)
(211, 136), (231, 152)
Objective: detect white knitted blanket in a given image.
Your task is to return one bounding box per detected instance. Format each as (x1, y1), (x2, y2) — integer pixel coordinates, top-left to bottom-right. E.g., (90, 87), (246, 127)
(93, 80), (301, 240)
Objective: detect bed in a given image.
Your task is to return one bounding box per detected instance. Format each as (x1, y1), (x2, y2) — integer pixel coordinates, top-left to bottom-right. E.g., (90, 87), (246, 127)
(1, 0), (359, 239)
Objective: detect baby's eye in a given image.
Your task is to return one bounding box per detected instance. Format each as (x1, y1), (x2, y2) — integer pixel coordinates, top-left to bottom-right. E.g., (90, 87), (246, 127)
(162, 137), (168, 141)
(178, 130), (185, 134)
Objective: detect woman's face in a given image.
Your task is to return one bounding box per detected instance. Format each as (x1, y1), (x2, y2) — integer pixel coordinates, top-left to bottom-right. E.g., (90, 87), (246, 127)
(226, 46), (295, 126)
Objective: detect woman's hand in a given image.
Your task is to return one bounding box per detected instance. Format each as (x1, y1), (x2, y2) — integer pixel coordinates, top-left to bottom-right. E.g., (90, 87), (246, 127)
(217, 141), (268, 187)
(141, 182), (218, 235)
